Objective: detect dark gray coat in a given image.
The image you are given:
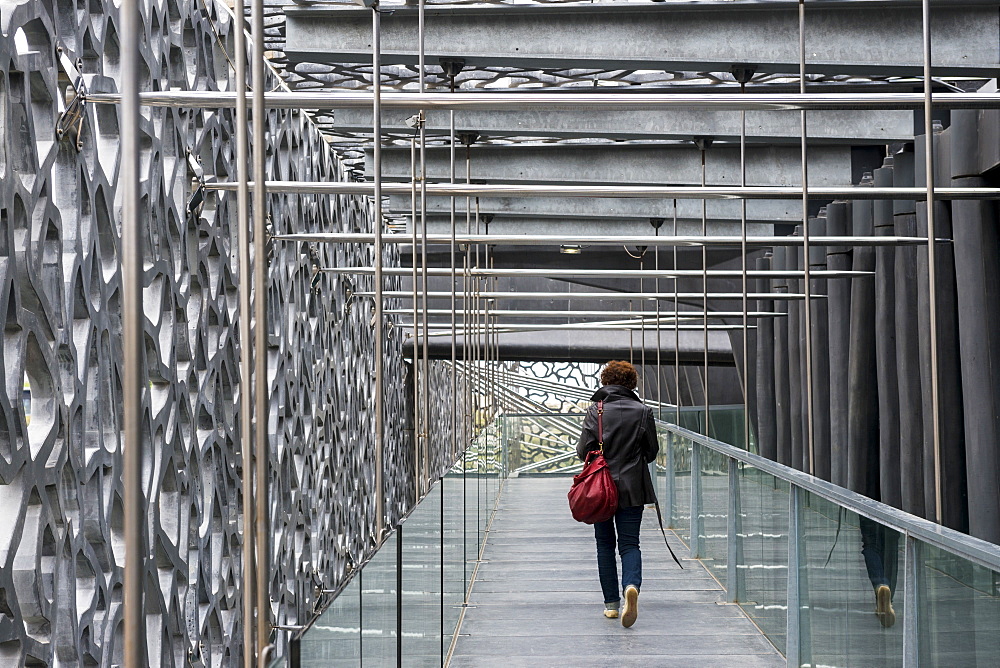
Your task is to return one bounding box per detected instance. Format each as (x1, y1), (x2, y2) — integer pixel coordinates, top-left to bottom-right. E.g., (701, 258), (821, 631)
(575, 385), (659, 508)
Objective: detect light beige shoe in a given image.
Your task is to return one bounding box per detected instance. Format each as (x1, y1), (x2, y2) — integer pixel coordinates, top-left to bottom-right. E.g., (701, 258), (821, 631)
(621, 585), (639, 628)
(875, 585), (896, 628)
(603, 608), (619, 619)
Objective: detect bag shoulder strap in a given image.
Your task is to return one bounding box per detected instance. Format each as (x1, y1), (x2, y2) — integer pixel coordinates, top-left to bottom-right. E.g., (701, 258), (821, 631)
(596, 400), (604, 450)
(653, 499), (684, 569)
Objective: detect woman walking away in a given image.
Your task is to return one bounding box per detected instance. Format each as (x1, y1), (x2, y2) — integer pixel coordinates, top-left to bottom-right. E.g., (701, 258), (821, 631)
(576, 361), (660, 628)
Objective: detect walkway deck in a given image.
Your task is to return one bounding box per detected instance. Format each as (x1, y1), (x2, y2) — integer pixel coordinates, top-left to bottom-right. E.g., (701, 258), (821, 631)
(450, 477), (785, 667)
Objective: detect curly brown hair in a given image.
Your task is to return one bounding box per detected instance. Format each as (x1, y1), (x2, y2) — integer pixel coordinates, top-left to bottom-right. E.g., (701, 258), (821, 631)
(600, 360), (638, 390)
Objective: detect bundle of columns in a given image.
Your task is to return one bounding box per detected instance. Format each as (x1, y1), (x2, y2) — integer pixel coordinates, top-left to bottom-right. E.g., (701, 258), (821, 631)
(754, 107), (1000, 543)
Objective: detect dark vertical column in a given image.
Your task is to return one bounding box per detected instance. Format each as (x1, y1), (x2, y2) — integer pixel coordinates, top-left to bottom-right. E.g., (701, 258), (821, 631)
(848, 189), (879, 497)
(756, 254), (777, 461)
(796, 238), (809, 472)
(951, 110), (997, 541)
(809, 213), (831, 481)
(873, 161), (902, 510)
(724, 301), (759, 447)
(914, 135), (936, 516)
(916, 128), (968, 532)
(826, 201), (852, 488)
(893, 146), (926, 517)
(914, 132), (968, 531)
(745, 318), (760, 449)
(788, 229), (803, 471)
(772, 247), (792, 467)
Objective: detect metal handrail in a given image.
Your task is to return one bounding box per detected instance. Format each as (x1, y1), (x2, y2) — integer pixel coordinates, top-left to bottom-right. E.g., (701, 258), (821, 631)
(661, 420), (1000, 572)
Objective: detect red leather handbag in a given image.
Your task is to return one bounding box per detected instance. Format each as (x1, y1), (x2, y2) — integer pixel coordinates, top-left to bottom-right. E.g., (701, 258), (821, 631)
(568, 401), (619, 524)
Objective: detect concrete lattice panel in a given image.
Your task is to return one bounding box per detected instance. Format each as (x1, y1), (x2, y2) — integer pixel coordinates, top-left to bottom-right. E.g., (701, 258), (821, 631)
(0, 0), (441, 664)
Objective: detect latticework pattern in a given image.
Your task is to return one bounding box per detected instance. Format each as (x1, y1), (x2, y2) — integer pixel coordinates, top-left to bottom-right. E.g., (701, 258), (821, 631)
(0, 0), (434, 664)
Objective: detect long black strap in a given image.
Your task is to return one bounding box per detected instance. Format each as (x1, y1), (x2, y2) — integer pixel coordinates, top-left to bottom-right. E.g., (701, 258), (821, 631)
(599, 400), (682, 568)
(653, 499), (685, 569)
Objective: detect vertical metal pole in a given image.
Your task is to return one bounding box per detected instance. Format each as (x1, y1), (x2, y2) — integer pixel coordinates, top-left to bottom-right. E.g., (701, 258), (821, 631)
(903, 534), (921, 668)
(489, 254), (497, 466)
(655, 231), (662, 412)
(485, 297), (491, 425)
(482, 228), (489, 430)
(786, 485), (802, 667)
(740, 86), (750, 451)
(450, 77), (458, 471)
(701, 148), (710, 438)
(629, 299), (635, 366)
(411, 136), (421, 503)
(640, 260), (646, 397)
(492, 292), (497, 419)
(439, 478), (445, 661)
(418, 0), (430, 496)
(121, 0), (145, 664)
(799, 0), (816, 475)
(463, 142), (471, 600)
(666, 216), (677, 523)
(922, 0), (943, 523)
(655, 227), (665, 511)
(372, 1), (386, 543)
(475, 204), (482, 529)
(359, 567), (364, 662)
(231, 0), (256, 660)
(674, 201), (680, 427)
(251, 0), (270, 651)
(396, 522), (404, 668)
(726, 457), (745, 603)
(690, 442), (703, 559)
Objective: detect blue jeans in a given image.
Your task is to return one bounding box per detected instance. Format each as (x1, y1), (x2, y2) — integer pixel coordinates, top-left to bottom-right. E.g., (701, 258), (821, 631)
(594, 505), (644, 604)
(860, 516), (899, 594)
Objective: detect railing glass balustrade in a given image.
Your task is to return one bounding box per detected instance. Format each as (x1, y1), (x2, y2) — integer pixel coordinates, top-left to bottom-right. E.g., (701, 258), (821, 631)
(294, 417), (508, 667)
(664, 423), (1000, 668)
(294, 410), (1000, 668)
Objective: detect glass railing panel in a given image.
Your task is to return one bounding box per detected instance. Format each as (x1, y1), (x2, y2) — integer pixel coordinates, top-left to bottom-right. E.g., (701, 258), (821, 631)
(798, 491), (904, 667)
(507, 413), (584, 476)
(482, 426), (492, 543)
(738, 463), (789, 654)
(697, 442), (730, 587)
(361, 532), (398, 664)
(463, 447), (482, 587)
(917, 541), (1000, 666)
(670, 432), (693, 544)
(443, 470), (467, 641)
(655, 427), (671, 518)
(706, 405), (749, 449)
(298, 571), (361, 667)
(470, 429), (486, 555)
(660, 405), (750, 449)
(401, 485), (443, 667)
(486, 422), (497, 512)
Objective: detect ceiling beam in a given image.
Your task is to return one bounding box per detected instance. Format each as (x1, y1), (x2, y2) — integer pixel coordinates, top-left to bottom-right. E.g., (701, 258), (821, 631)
(386, 194), (804, 225)
(367, 144), (852, 186)
(285, 2), (1000, 76)
(327, 107), (913, 145)
(405, 329), (735, 365)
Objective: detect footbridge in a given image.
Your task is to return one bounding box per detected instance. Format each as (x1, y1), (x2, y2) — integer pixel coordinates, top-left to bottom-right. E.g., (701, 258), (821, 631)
(294, 371), (1000, 667)
(3, 0), (1000, 666)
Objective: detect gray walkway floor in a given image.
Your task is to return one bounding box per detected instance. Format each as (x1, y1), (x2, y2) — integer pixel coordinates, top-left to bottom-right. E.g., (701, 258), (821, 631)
(449, 477), (785, 667)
